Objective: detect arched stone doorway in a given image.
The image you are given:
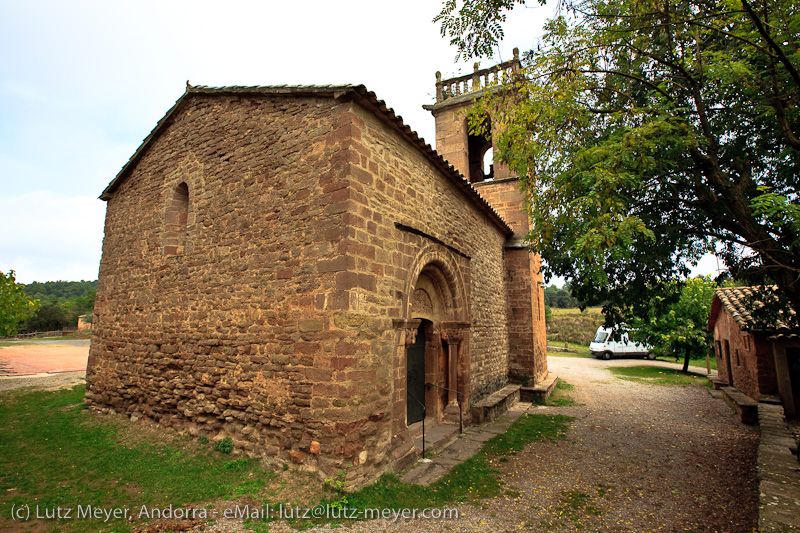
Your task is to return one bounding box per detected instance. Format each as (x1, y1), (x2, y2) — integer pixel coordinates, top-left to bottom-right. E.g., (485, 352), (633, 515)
(392, 248), (470, 466)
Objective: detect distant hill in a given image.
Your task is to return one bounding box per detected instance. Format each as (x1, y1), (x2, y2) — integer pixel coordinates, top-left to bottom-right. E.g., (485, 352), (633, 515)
(22, 280), (97, 303)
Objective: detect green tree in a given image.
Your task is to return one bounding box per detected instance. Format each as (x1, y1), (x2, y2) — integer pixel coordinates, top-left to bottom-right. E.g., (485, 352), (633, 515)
(628, 276), (718, 372)
(0, 271), (40, 337)
(544, 284), (579, 308)
(24, 304), (69, 332)
(437, 0), (800, 320)
(19, 281), (97, 332)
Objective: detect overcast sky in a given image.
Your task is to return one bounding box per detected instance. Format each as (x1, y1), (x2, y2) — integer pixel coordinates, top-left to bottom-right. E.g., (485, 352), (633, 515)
(0, 1), (719, 284)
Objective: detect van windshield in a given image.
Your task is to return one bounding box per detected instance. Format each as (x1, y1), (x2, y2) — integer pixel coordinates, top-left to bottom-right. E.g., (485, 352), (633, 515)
(593, 331), (609, 343)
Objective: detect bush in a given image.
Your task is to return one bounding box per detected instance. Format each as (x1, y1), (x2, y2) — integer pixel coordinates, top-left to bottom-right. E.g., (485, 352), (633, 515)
(213, 436), (234, 454)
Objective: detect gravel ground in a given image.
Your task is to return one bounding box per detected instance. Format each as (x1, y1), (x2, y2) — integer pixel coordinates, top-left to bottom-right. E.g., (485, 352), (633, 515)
(0, 370), (86, 392)
(198, 356), (758, 533)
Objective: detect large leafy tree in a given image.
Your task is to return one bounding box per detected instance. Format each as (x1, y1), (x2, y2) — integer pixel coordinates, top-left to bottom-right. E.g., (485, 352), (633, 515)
(437, 0), (800, 320)
(0, 271), (39, 337)
(629, 276), (718, 372)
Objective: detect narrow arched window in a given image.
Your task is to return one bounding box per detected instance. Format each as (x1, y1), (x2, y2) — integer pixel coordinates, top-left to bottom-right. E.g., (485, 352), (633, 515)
(467, 116), (493, 183)
(164, 182), (189, 256)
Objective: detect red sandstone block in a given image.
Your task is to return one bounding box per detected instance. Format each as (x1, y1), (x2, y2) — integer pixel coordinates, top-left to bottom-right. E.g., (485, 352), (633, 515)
(341, 212), (365, 228)
(305, 368), (332, 381)
(335, 271), (377, 292)
(295, 341), (320, 355)
(339, 240), (375, 260)
(317, 256), (353, 273)
(350, 165), (373, 186)
(336, 370), (377, 381)
(333, 110), (365, 130)
(323, 201), (352, 217)
(330, 357), (356, 370)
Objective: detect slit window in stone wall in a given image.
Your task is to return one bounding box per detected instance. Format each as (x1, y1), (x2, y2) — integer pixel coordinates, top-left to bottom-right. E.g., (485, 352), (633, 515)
(164, 182), (189, 256)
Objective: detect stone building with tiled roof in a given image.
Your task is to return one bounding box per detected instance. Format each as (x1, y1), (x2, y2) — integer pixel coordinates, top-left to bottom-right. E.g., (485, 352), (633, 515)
(708, 286), (800, 418)
(86, 70), (550, 486)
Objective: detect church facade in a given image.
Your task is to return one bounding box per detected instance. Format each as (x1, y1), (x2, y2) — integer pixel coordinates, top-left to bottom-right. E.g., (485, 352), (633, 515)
(86, 60), (548, 486)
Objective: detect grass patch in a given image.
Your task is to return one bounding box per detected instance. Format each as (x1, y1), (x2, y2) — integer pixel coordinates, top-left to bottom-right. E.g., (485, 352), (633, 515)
(539, 487), (608, 529)
(658, 354), (718, 371)
(1, 386), (573, 531)
(531, 378), (578, 406)
(0, 385), (323, 532)
(547, 341), (594, 359)
(607, 366), (707, 386)
(547, 379), (578, 406)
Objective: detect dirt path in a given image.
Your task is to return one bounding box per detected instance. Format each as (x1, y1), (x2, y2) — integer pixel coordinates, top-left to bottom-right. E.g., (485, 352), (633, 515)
(487, 356), (760, 532)
(268, 356), (759, 532)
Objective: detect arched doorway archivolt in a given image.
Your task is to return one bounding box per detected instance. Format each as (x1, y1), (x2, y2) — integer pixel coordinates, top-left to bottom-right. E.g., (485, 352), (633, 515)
(398, 246), (470, 429)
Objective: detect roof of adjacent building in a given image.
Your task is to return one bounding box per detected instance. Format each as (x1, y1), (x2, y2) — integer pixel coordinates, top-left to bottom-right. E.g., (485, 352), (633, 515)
(707, 286), (798, 334)
(100, 84), (513, 237)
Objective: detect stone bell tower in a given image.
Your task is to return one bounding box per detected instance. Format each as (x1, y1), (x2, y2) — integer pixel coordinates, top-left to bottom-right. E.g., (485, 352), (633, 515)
(423, 49), (548, 385)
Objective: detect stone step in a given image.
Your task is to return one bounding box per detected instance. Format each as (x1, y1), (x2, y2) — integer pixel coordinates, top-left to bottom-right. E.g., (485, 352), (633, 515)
(402, 402), (532, 486)
(721, 386), (759, 425)
(520, 372), (558, 402)
(470, 384), (521, 424)
(412, 422), (459, 457)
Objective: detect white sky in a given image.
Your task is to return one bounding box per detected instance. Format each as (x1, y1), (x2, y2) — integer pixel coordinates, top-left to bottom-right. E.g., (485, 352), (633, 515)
(0, 0), (717, 285)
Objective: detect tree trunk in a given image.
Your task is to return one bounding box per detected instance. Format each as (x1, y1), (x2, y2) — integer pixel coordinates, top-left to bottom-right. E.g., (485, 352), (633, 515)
(682, 348), (691, 373)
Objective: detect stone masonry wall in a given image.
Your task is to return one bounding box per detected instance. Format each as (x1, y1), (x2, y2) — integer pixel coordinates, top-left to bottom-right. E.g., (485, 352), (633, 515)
(345, 102), (511, 399)
(473, 178), (548, 383)
(326, 102), (512, 462)
(431, 100), (513, 183)
(430, 95), (548, 386)
(86, 93), (393, 487)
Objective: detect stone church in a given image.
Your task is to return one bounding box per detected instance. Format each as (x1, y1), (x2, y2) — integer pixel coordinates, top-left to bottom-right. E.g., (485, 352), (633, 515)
(86, 53), (550, 486)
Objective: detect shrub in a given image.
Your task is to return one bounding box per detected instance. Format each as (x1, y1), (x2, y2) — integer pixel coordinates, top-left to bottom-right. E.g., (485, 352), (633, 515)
(213, 436), (234, 454)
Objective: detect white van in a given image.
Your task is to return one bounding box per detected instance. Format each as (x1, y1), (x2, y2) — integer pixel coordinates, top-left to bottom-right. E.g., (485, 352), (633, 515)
(589, 327), (654, 360)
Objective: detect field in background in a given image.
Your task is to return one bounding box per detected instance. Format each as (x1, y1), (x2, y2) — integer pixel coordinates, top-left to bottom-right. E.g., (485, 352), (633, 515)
(547, 307), (604, 347)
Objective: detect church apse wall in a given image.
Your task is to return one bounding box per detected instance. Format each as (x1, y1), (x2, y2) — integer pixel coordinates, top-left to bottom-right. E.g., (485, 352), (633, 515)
(87, 91), (391, 486)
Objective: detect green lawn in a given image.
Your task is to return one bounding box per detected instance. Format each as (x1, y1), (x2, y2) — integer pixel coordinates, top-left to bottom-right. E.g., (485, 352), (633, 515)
(547, 340), (594, 359)
(0, 385), (324, 532)
(607, 366), (708, 386)
(531, 378), (578, 406)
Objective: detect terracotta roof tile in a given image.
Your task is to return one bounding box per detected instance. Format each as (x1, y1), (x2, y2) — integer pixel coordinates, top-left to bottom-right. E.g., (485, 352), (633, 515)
(711, 286), (797, 332)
